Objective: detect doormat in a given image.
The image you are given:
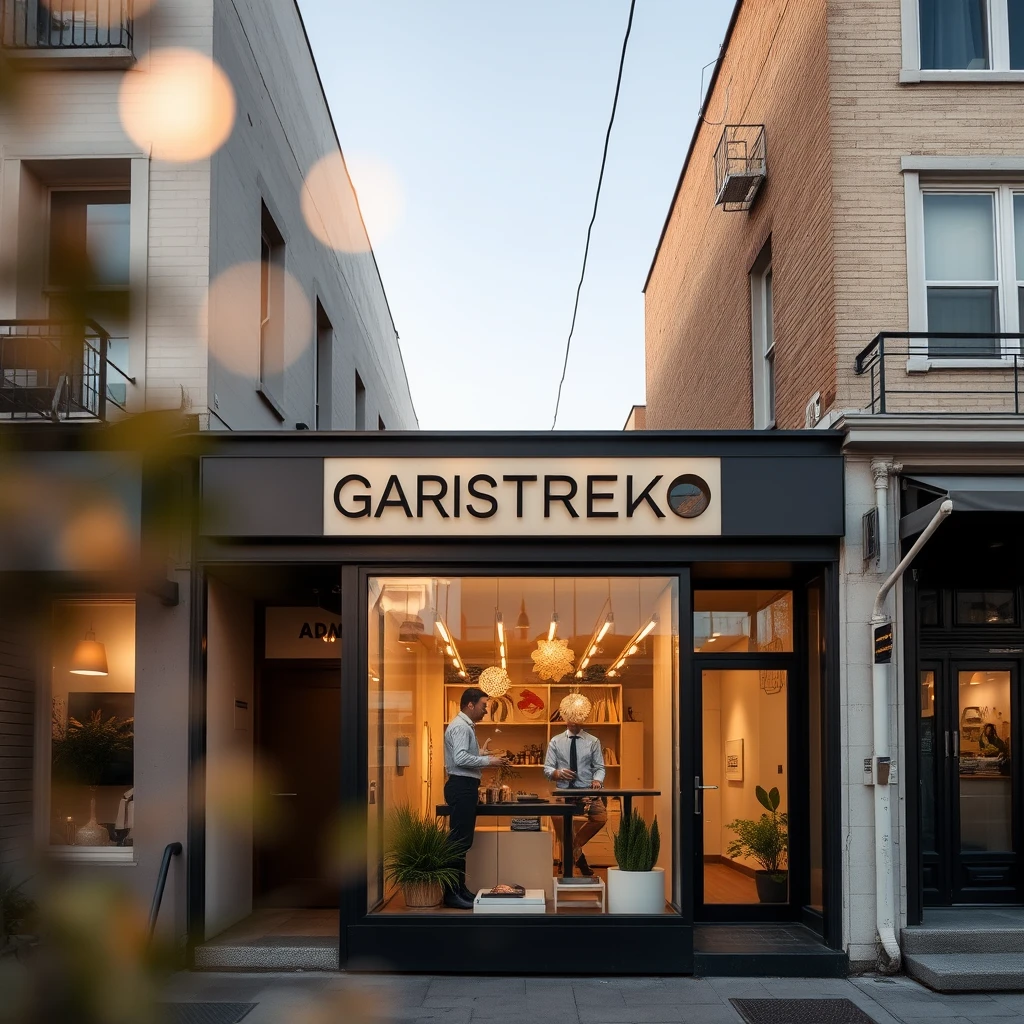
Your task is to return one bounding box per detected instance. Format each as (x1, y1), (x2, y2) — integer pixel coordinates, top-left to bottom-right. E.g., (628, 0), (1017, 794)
(730, 999), (878, 1024)
(160, 1004), (256, 1024)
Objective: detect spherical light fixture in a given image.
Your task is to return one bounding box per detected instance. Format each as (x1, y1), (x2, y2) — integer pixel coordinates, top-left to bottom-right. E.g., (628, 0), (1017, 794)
(559, 691), (592, 725)
(531, 638), (575, 682)
(479, 665), (512, 698)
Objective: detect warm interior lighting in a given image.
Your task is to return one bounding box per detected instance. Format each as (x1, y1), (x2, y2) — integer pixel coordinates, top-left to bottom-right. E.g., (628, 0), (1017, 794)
(70, 630), (108, 676)
(606, 615), (659, 678)
(547, 613), (559, 641)
(435, 615), (467, 681)
(515, 597), (530, 638)
(576, 608), (614, 678)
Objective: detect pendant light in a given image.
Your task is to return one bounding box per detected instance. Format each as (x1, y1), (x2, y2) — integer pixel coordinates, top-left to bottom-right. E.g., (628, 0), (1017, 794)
(479, 584), (511, 697)
(70, 628), (108, 676)
(398, 586), (424, 648)
(515, 597), (530, 640)
(532, 579), (575, 681)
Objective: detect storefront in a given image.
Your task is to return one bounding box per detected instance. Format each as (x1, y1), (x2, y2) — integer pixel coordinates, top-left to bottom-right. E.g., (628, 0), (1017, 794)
(187, 430), (845, 974)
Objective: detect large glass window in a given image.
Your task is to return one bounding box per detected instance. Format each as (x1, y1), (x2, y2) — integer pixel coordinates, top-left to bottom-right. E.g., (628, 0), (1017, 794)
(367, 576), (679, 916)
(49, 600), (135, 850)
(693, 590), (793, 653)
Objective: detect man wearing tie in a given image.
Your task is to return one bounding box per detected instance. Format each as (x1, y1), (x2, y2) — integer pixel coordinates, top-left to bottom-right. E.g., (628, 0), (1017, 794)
(543, 720), (606, 876)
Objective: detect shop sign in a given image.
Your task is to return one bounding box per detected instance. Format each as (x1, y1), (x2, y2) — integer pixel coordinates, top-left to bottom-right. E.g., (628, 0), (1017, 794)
(873, 624), (893, 664)
(265, 606), (342, 659)
(323, 458), (721, 537)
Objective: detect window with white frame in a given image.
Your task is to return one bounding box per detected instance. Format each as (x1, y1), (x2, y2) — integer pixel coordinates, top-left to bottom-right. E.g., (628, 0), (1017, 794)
(913, 0), (1024, 71)
(919, 187), (1023, 357)
(750, 242), (775, 428)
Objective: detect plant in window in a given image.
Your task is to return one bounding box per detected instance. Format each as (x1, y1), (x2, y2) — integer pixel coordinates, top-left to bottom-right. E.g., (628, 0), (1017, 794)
(51, 703), (133, 847)
(383, 805), (461, 908)
(607, 810), (665, 913)
(725, 785), (789, 903)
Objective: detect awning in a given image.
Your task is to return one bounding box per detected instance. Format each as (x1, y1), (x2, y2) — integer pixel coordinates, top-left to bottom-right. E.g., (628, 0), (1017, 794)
(900, 475), (1024, 538)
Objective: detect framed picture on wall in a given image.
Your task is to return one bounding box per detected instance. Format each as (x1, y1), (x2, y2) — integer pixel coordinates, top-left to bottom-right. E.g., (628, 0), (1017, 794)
(725, 738), (743, 781)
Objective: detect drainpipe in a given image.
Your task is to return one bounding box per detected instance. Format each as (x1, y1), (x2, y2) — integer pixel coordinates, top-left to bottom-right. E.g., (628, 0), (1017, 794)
(871, 460), (902, 571)
(869, 496), (952, 973)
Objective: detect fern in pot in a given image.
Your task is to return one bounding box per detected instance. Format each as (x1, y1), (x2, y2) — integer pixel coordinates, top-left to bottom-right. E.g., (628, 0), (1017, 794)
(608, 809), (664, 914)
(725, 785), (789, 903)
(384, 806), (461, 908)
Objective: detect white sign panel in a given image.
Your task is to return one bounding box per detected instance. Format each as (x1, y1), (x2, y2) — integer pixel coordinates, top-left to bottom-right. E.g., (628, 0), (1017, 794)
(323, 458), (721, 537)
(265, 606), (342, 659)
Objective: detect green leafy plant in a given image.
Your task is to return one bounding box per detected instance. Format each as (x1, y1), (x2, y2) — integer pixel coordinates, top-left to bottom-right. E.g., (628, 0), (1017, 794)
(613, 809), (661, 871)
(1, 872), (36, 937)
(726, 785), (789, 877)
(51, 707), (133, 787)
(383, 805), (461, 890)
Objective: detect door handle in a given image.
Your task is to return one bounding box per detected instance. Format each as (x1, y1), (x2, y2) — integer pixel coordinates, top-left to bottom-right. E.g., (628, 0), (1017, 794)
(953, 731), (960, 757)
(271, 792), (297, 797)
(944, 731), (950, 758)
(694, 776), (719, 814)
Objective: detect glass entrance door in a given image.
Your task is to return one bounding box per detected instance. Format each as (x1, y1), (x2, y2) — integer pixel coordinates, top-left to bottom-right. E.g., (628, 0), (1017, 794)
(921, 660), (1021, 904)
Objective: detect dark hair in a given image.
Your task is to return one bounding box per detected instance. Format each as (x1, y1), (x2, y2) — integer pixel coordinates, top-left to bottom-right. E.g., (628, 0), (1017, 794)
(982, 723), (997, 738)
(460, 687), (487, 709)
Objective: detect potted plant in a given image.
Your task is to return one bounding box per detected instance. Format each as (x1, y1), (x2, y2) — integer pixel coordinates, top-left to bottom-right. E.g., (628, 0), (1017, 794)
(607, 809), (664, 914)
(51, 706), (133, 847)
(725, 785), (789, 903)
(384, 805), (461, 908)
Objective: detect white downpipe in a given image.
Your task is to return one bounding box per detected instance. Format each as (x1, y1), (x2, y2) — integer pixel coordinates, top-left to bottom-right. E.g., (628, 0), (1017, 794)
(870, 496), (953, 973)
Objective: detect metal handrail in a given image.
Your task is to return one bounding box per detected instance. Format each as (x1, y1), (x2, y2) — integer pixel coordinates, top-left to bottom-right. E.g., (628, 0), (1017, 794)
(0, 0), (133, 50)
(853, 332), (1024, 414)
(148, 841), (182, 940)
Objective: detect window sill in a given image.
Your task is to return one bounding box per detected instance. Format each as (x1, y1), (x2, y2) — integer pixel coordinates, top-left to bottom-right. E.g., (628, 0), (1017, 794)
(256, 382), (286, 421)
(900, 69), (1024, 84)
(47, 845), (135, 865)
(906, 355), (1018, 372)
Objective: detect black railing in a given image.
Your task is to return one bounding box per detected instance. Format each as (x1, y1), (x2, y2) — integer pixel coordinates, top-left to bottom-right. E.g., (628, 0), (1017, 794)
(0, 318), (134, 422)
(854, 332), (1024, 415)
(0, 0), (132, 50)
(148, 841), (182, 941)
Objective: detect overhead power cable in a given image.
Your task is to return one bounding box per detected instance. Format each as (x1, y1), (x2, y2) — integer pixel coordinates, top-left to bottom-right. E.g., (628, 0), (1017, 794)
(551, 0), (637, 430)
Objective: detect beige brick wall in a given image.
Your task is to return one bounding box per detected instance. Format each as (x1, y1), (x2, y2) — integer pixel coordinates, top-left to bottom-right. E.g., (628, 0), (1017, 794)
(644, 0), (836, 430)
(829, 0), (1024, 414)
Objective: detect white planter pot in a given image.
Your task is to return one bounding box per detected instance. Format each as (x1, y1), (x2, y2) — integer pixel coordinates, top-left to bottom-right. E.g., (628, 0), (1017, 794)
(607, 867), (665, 914)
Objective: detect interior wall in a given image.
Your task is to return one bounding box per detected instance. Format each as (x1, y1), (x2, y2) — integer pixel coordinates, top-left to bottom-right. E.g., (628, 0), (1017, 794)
(204, 577), (254, 939)
(715, 669), (788, 872)
(702, 670), (723, 855)
(652, 583), (676, 902)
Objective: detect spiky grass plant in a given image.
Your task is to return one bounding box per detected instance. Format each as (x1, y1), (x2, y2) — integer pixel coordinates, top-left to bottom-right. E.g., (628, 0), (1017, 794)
(613, 809), (661, 871)
(384, 805), (461, 891)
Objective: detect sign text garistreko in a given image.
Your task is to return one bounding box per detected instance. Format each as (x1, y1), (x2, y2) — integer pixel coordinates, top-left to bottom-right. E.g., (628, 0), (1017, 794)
(322, 458), (721, 537)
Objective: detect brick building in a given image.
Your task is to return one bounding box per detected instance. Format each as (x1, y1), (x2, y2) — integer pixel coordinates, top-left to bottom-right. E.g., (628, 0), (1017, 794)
(645, 0), (1024, 985)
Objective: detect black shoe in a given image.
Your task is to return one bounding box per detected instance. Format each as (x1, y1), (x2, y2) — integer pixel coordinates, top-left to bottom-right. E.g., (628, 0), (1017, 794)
(443, 891), (474, 910)
(575, 853), (594, 876)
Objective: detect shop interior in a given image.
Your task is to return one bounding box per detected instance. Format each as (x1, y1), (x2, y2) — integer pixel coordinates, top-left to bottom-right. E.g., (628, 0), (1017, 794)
(368, 575), (678, 916)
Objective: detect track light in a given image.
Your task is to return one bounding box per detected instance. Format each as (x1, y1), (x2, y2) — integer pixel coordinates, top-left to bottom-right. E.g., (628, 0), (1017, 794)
(606, 615), (658, 678)
(576, 609), (614, 678)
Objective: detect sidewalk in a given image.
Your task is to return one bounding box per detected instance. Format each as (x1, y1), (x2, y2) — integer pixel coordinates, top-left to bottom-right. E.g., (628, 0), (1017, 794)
(161, 972), (1024, 1023)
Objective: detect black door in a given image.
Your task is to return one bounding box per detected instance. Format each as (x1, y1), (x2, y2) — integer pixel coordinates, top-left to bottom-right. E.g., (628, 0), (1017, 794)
(256, 664), (341, 907)
(920, 659), (1021, 904)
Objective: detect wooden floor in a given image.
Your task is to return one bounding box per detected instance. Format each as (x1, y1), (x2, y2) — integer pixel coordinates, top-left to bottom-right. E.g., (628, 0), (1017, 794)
(703, 861), (759, 904)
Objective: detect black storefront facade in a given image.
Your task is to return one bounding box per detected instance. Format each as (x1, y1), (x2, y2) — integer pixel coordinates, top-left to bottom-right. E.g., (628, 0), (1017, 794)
(188, 430), (846, 975)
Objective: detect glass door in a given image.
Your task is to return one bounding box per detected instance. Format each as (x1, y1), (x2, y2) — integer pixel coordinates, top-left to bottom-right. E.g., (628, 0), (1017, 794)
(950, 661), (1020, 903)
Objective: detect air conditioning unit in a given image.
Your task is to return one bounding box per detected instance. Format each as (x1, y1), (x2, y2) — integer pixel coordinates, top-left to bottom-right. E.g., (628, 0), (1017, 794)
(804, 392), (822, 428)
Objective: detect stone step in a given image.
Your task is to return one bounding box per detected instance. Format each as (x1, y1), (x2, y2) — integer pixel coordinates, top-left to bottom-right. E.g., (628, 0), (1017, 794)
(904, 952), (1024, 992)
(901, 926), (1024, 954)
(194, 940), (338, 971)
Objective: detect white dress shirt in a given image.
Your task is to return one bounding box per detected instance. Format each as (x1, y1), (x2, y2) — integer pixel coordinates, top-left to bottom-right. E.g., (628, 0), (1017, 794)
(544, 729), (605, 788)
(444, 711), (491, 779)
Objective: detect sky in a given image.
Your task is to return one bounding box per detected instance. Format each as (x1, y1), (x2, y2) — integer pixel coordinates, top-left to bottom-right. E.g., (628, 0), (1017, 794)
(298, 1), (735, 431)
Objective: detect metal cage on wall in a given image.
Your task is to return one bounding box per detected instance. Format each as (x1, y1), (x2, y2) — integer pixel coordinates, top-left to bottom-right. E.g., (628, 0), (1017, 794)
(713, 125), (767, 212)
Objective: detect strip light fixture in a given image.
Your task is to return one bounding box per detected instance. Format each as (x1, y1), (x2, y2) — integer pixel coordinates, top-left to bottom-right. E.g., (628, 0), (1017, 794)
(496, 612), (507, 671)
(606, 614), (658, 678)
(547, 612), (559, 641)
(575, 606), (614, 679)
(435, 617), (467, 679)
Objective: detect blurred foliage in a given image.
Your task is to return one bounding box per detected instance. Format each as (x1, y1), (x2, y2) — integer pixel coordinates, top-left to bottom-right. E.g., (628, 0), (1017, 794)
(1, 872), (36, 938)
(51, 711), (134, 789)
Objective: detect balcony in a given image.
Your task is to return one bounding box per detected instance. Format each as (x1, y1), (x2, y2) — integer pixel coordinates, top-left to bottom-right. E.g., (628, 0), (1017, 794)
(854, 333), (1024, 415)
(0, 319), (134, 423)
(0, 0), (133, 64)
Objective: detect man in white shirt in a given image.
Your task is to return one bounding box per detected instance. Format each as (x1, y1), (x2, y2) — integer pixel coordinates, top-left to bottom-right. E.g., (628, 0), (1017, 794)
(443, 686), (508, 909)
(544, 723), (606, 876)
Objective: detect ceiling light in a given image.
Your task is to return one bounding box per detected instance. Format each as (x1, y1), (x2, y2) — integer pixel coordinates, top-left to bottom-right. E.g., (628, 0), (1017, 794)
(531, 637), (575, 682)
(576, 607), (614, 679)
(70, 629), (108, 676)
(547, 613), (559, 641)
(606, 614), (659, 677)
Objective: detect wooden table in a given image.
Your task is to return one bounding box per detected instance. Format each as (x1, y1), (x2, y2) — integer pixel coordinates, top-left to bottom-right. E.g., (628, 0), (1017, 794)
(436, 802), (580, 878)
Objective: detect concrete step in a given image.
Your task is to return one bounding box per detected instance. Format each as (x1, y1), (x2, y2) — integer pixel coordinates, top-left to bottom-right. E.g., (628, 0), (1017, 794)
(194, 940), (338, 971)
(901, 925), (1024, 954)
(904, 952), (1024, 992)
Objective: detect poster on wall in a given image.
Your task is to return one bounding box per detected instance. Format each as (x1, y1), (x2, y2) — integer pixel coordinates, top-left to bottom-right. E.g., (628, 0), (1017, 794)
(725, 738), (744, 781)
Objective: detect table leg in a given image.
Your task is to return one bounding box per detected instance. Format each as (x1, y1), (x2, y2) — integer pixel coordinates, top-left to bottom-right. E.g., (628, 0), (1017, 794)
(562, 811), (574, 879)
(622, 795), (632, 821)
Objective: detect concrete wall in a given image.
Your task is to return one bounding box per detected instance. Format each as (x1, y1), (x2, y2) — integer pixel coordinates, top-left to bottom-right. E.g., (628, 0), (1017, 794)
(208, 0), (417, 432)
(644, 0), (836, 430)
(204, 576), (254, 940)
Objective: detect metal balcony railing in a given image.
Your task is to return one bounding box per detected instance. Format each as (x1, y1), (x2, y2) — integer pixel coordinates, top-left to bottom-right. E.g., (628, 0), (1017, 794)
(0, 0), (132, 50)
(854, 332), (1024, 415)
(0, 319), (134, 422)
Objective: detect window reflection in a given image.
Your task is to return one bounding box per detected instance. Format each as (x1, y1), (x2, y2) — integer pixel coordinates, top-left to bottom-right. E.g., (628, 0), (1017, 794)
(694, 591), (793, 652)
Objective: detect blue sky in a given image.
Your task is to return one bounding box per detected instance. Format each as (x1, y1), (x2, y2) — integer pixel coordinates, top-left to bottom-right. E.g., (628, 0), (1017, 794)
(299, 1), (734, 430)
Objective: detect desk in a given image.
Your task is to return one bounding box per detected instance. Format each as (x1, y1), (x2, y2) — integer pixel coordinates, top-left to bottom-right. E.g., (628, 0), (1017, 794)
(436, 802), (579, 878)
(548, 788), (662, 822)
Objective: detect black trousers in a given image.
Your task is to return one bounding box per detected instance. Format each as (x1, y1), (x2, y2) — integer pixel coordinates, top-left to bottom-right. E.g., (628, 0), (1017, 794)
(444, 774), (479, 891)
